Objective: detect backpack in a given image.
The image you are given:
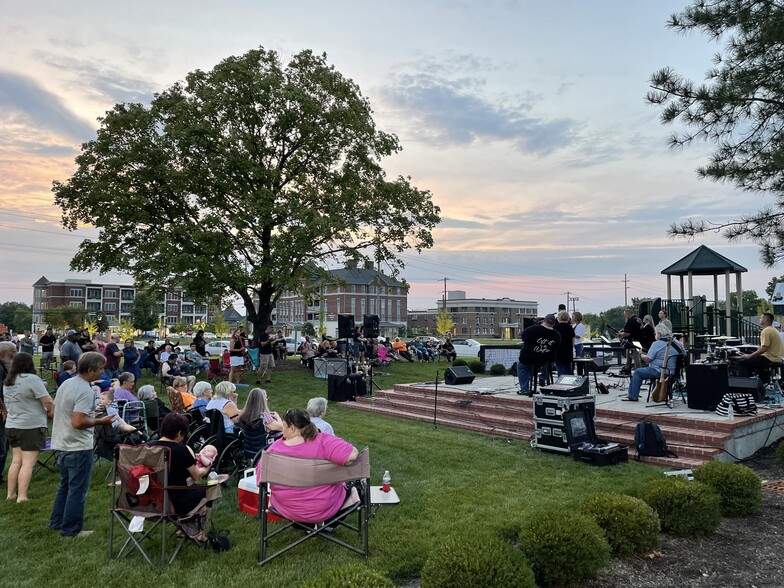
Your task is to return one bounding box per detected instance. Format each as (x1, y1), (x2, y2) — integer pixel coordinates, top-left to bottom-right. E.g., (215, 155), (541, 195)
(207, 528), (231, 552)
(634, 421), (677, 460)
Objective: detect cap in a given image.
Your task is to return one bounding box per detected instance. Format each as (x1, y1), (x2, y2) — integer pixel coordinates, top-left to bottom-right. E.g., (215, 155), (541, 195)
(65, 329), (77, 336)
(774, 321), (781, 328)
(543, 314), (556, 325)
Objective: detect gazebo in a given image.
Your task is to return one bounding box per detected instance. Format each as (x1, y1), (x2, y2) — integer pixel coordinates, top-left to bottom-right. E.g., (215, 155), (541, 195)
(661, 245), (748, 343)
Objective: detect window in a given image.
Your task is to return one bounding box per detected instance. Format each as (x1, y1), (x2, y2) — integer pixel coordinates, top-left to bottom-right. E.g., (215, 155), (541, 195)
(351, 298), (356, 316)
(121, 289), (134, 300)
(104, 302), (116, 311)
(351, 284), (356, 293)
(167, 304), (178, 312)
(69, 288), (83, 297)
(396, 300), (401, 321)
(69, 301), (83, 308)
(182, 304), (194, 313)
(104, 290), (117, 298)
(411, 314), (418, 321)
(87, 288), (101, 299)
(165, 316), (176, 324)
(86, 302), (101, 312)
(360, 285), (366, 293)
(462, 317), (467, 324)
(120, 303), (132, 312)
(361, 298), (366, 316)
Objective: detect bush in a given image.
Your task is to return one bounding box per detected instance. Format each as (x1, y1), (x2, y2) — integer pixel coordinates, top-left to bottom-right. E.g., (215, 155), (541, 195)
(518, 510), (610, 586)
(421, 534), (535, 588)
(776, 441), (784, 465)
(693, 461), (762, 517)
(301, 564), (394, 588)
(580, 493), (660, 557)
(490, 363), (506, 376)
(452, 358), (468, 367)
(638, 477), (721, 537)
(467, 359), (486, 374)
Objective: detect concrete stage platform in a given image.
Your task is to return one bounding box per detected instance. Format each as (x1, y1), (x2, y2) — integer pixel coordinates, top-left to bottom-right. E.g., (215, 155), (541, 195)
(344, 373), (784, 469)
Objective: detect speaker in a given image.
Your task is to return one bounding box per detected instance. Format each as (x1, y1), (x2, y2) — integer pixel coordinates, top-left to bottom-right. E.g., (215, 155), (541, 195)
(728, 376), (766, 402)
(327, 374), (355, 402)
(337, 314), (355, 339)
(444, 366), (475, 386)
(686, 363), (728, 410)
(362, 314), (380, 338)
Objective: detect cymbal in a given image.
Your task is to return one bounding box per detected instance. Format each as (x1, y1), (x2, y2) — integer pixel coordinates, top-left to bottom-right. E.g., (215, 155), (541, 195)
(714, 335), (735, 340)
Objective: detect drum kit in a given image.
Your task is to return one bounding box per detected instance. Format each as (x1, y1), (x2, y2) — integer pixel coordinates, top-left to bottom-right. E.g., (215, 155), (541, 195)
(699, 334), (754, 375)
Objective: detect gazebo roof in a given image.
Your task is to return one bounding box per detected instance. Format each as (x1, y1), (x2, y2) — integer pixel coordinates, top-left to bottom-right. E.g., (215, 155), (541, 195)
(661, 245), (747, 276)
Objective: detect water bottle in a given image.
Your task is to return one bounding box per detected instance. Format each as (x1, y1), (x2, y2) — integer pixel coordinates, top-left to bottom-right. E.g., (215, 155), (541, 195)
(727, 403), (734, 420)
(382, 470), (391, 493)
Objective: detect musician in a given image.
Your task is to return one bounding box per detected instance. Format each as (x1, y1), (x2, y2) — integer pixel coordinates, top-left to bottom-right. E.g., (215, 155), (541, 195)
(622, 324), (682, 402)
(737, 313), (784, 384)
(618, 309), (642, 374)
(517, 314), (560, 396)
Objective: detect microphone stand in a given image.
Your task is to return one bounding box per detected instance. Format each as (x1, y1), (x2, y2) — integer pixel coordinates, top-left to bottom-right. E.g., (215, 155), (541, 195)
(433, 370), (439, 429)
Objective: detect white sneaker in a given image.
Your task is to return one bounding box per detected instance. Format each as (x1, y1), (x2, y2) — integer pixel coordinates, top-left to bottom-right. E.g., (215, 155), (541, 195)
(76, 530), (94, 538)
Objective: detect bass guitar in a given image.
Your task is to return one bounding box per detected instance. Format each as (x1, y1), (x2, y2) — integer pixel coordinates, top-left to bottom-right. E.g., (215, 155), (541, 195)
(652, 338), (674, 403)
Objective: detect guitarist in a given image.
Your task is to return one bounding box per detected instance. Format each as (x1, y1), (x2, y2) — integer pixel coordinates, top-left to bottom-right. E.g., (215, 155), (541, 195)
(618, 309), (643, 375)
(622, 325), (683, 402)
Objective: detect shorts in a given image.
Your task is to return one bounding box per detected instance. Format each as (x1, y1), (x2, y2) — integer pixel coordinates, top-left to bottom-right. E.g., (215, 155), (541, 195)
(229, 355), (245, 368)
(6, 427), (47, 451)
(258, 354), (275, 369)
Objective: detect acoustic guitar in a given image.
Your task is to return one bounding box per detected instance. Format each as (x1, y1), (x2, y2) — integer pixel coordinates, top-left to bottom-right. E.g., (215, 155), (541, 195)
(652, 338), (674, 403)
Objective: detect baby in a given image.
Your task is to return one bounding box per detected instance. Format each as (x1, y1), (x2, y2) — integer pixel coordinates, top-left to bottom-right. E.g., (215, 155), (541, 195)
(195, 444), (218, 469)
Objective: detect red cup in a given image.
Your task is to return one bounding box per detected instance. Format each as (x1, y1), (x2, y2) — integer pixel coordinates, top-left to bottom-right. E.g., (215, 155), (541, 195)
(382, 482), (390, 493)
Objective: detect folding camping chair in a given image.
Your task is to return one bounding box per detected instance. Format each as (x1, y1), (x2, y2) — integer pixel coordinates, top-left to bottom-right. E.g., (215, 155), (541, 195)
(166, 387), (187, 414)
(33, 437), (57, 477)
(207, 357), (229, 384)
(257, 447), (370, 566)
(108, 444), (221, 566)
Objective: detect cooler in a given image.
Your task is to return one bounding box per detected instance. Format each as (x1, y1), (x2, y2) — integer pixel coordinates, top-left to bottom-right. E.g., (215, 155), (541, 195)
(238, 468), (260, 516)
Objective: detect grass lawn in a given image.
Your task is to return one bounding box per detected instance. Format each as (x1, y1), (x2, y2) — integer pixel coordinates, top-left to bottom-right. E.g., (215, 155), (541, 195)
(0, 357), (663, 587)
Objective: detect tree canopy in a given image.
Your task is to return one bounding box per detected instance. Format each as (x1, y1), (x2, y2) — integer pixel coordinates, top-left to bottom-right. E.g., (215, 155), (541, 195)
(647, 0), (784, 265)
(0, 302), (32, 332)
(130, 292), (158, 332)
(54, 47), (440, 333)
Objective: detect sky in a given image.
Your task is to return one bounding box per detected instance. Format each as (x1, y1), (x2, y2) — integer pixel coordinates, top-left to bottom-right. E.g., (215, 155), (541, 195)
(0, 0), (778, 315)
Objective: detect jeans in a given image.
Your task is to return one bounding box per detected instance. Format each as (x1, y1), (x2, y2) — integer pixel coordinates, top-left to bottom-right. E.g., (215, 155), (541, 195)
(628, 366), (662, 400)
(517, 362), (534, 394)
(574, 343), (584, 358)
(556, 361), (574, 376)
(49, 449), (94, 537)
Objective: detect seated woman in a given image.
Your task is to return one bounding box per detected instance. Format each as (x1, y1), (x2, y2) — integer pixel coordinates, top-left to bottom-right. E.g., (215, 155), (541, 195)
(238, 387), (283, 459)
(191, 381), (212, 414)
(168, 376), (196, 411)
(147, 413), (211, 530)
(256, 408), (358, 524)
(137, 385), (163, 433)
(161, 354), (196, 392)
(205, 381), (240, 434)
(306, 396), (334, 435)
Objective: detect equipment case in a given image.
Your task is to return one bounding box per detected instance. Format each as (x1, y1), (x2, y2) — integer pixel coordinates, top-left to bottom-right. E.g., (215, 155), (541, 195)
(563, 409), (628, 467)
(532, 420), (570, 453)
(533, 394), (595, 422)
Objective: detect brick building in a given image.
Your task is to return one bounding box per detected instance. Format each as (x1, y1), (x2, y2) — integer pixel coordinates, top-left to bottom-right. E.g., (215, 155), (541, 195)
(272, 261), (407, 338)
(31, 276), (210, 332)
(408, 290), (538, 339)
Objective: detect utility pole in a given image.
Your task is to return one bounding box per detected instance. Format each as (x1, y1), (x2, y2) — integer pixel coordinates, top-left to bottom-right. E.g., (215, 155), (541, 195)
(569, 295), (579, 314)
(622, 274), (629, 307)
(437, 277), (450, 309)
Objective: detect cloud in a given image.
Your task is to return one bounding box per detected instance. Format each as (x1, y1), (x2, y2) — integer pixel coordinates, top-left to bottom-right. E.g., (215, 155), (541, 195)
(33, 52), (157, 106)
(439, 216), (487, 229)
(379, 56), (578, 155)
(0, 71), (94, 143)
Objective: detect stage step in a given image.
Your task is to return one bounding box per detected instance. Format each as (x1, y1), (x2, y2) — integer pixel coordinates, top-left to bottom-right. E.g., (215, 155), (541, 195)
(344, 383), (734, 469)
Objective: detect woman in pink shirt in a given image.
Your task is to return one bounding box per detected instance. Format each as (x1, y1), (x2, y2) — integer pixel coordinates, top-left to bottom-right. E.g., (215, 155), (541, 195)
(257, 408), (358, 523)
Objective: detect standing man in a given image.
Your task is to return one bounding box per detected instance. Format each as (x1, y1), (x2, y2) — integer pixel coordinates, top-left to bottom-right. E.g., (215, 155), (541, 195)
(0, 341), (18, 485)
(738, 313), (784, 385)
(517, 314), (560, 396)
(618, 309), (642, 375)
(59, 330), (82, 371)
(103, 334), (122, 379)
(553, 311), (576, 376)
(658, 309), (673, 332)
(39, 328), (56, 369)
(19, 331), (34, 355)
(255, 325), (275, 384)
(49, 352), (115, 537)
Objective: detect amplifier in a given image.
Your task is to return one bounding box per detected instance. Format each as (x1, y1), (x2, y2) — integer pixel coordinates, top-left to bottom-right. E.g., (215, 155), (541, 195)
(728, 376), (765, 402)
(686, 363), (728, 410)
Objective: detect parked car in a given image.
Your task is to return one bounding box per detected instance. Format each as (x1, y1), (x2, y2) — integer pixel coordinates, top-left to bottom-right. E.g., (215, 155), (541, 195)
(134, 340), (166, 351)
(451, 338), (481, 357)
(203, 332), (217, 339)
(204, 340), (231, 356)
(285, 337), (301, 355)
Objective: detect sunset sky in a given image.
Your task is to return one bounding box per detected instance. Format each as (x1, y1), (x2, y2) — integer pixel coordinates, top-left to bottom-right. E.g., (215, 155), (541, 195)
(0, 1), (775, 314)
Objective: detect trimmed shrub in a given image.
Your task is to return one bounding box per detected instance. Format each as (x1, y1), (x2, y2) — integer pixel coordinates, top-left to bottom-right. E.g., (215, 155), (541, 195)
(421, 534), (535, 588)
(452, 358), (468, 367)
(467, 359), (486, 374)
(693, 461), (762, 516)
(301, 564), (394, 588)
(490, 363), (506, 376)
(638, 477), (721, 537)
(518, 510), (610, 586)
(580, 493), (660, 557)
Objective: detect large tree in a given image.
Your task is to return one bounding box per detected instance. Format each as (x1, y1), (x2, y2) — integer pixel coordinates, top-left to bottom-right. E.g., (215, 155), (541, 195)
(54, 48), (440, 335)
(647, 0), (784, 265)
(0, 301), (31, 332)
(129, 292), (159, 333)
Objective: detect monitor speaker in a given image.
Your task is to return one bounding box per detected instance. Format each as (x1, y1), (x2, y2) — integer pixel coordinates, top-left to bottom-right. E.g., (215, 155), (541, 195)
(728, 376), (766, 402)
(337, 314), (355, 339)
(444, 366), (475, 386)
(362, 314), (380, 338)
(327, 374), (355, 402)
(686, 363), (728, 410)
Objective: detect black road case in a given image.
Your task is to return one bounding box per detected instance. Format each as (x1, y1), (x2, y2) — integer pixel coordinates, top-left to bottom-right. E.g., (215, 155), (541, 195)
(563, 408), (628, 466)
(533, 395), (595, 422)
